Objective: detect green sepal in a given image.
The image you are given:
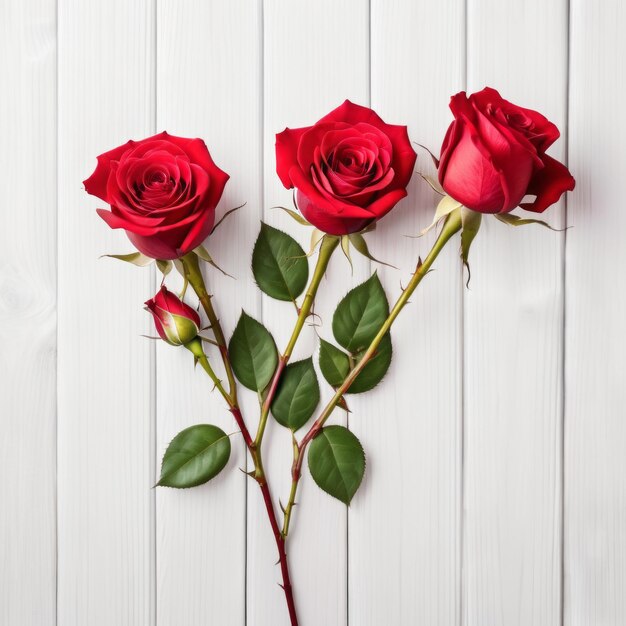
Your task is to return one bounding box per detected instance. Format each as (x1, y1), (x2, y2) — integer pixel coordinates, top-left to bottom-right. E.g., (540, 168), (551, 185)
(157, 424), (231, 488)
(420, 194), (463, 236)
(332, 273), (389, 353)
(307, 228), (327, 257)
(319, 339), (351, 387)
(156, 259), (173, 276)
(228, 311), (278, 391)
(308, 425), (366, 505)
(272, 206), (311, 226)
(414, 142), (440, 168)
(252, 222), (309, 301)
(340, 235), (353, 271)
(348, 233), (396, 268)
(210, 203), (245, 234)
(194, 245), (233, 278)
(460, 207), (482, 285)
(271, 358), (320, 431)
(418, 172), (445, 196)
(495, 213), (561, 231)
(102, 252), (153, 266)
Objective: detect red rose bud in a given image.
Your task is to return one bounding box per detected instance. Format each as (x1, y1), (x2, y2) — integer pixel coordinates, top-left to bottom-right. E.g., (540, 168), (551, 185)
(275, 100), (417, 235)
(84, 132), (229, 260)
(438, 87), (575, 214)
(145, 286), (201, 346)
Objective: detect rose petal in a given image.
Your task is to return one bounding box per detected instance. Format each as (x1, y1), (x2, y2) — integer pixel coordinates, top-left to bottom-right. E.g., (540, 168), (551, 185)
(318, 100), (388, 127)
(520, 154), (575, 213)
(474, 108), (536, 211)
(275, 126), (308, 188)
(440, 119), (506, 213)
(295, 189), (374, 235)
(470, 87), (560, 153)
(83, 139), (136, 202)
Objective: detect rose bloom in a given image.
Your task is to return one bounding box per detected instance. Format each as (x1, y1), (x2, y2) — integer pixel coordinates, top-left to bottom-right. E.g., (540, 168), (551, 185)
(438, 88), (574, 214)
(145, 285), (201, 346)
(84, 132), (229, 259)
(275, 100), (417, 235)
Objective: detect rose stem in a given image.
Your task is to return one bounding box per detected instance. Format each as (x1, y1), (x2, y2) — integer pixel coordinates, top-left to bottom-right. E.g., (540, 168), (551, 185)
(181, 252), (299, 625)
(254, 234), (340, 448)
(181, 252), (239, 403)
(281, 208), (463, 538)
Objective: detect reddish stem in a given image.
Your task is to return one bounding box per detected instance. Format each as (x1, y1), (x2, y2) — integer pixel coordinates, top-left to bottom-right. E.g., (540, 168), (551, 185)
(230, 406), (254, 449)
(232, 404), (298, 623)
(183, 253), (299, 624)
(258, 478), (298, 625)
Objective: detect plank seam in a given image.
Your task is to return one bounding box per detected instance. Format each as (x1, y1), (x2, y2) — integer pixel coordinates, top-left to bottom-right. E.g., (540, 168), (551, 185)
(460, 0), (468, 623)
(151, 1), (158, 625)
(560, 0), (572, 623)
(55, 0), (60, 624)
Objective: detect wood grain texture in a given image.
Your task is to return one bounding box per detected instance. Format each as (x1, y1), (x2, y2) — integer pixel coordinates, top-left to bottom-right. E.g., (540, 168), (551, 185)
(565, 1), (626, 624)
(57, 2), (156, 625)
(155, 2), (261, 624)
(6, 2), (626, 624)
(351, 2), (466, 625)
(255, 1), (369, 624)
(464, 0), (568, 624)
(0, 2), (57, 625)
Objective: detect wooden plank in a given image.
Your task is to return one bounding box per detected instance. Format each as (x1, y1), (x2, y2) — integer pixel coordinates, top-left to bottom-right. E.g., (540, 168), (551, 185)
(57, 2), (156, 625)
(0, 2), (57, 624)
(254, 1), (370, 624)
(154, 2), (261, 624)
(464, 0), (568, 623)
(353, 1), (465, 624)
(565, 1), (626, 624)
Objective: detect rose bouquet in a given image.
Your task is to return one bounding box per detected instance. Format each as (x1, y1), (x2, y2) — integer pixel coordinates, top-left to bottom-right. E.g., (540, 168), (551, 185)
(85, 89), (574, 625)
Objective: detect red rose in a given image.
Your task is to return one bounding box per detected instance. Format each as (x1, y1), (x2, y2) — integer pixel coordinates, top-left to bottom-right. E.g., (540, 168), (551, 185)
(275, 100), (417, 235)
(84, 131), (229, 259)
(438, 87), (575, 214)
(145, 285), (201, 346)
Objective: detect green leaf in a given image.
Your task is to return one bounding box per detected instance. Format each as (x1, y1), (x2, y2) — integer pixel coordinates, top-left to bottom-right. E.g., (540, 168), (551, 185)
(319, 339), (351, 387)
(252, 223), (309, 301)
(308, 425), (365, 504)
(332, 273), (389, 352)
(349, 333), (392, 394)
(157, 424), (231, 488)
(271, 358), (320, 431)
(103, 251), (153, 266)
(229, 311), (278, 391)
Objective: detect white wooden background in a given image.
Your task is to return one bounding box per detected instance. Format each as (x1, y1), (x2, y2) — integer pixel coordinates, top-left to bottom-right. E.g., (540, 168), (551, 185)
(1, 1), (624, 625)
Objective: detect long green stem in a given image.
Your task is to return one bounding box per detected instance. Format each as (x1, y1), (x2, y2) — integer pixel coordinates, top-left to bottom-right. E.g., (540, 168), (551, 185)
(181, 252), (238, 403)
(186, 338), (231, 402)
(281, 209), (463, 537)
(253, 235), (339, 447)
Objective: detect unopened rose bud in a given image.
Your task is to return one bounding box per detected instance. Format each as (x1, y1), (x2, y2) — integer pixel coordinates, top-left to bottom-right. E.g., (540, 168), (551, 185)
(145, 285), (201, 346)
